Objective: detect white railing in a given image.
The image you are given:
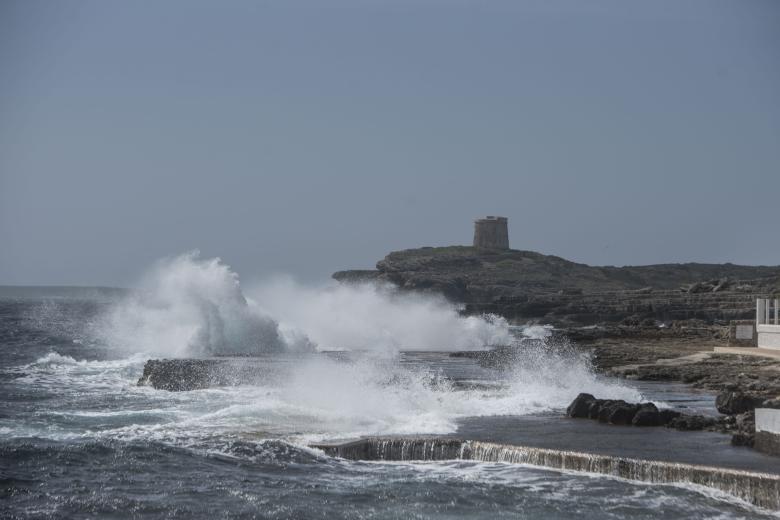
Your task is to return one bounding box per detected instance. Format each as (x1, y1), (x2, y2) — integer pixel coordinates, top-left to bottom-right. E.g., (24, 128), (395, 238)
(756, 298), (780, 325)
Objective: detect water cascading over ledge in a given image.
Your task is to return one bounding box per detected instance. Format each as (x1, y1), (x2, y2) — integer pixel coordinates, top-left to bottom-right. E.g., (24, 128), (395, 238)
(310, 437), (780, 511)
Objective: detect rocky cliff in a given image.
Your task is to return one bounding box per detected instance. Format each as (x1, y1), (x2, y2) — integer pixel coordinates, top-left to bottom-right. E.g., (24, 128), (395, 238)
(333, 246), (780, 326)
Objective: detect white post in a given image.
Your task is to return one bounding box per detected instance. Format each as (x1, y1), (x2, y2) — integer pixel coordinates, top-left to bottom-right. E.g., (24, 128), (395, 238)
(767, 299), (772, 325)
(757, 299), (763, 325)
(775, 299), (779, 325)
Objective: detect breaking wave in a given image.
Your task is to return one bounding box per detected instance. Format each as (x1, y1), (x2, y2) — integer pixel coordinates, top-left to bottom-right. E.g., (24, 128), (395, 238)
(97, 252), (307, 357)
(11, 251), (638, 442)
(248, 276), (512, 352)
(96, 252), (511, 356)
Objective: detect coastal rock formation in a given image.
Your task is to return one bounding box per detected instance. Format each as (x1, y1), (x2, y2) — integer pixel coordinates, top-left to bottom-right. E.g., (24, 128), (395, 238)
(566, 394), (718, 431)
(577, 337), (780, 404)
(632, 403), (663, 426)
(570, 339), (780, 450)
(333, 246), (780, 326)
(137, 359), (265, 391)
(728, 411), (757, 447)
(715, 391), (764, 415)
(566, 392), (596, 418)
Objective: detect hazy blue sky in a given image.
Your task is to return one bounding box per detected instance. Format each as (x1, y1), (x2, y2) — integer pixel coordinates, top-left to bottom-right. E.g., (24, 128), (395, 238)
(1, 0), (779, 286)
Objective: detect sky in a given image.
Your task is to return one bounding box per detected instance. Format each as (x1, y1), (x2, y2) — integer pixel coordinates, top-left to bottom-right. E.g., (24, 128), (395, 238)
(1, 0), (779, 286)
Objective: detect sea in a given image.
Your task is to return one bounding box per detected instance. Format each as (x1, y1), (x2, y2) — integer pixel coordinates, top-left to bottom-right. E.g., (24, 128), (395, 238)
(1, 256), (777, 519)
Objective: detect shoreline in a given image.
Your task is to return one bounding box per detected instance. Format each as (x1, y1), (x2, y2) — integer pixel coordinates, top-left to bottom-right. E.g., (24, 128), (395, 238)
(566, 330), (780, 449)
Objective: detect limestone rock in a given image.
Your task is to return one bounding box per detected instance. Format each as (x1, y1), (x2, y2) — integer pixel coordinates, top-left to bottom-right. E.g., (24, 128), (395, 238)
(715, 391), (763, 415)
(334, 246), (780, 327)
(137, 358), (264, 391)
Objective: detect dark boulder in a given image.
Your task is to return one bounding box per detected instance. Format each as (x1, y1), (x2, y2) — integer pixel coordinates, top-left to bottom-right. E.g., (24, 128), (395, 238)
(715, 391), (763, 415)
(597, 400), (626, 423)
(658, 409), (682, 425)
(736, 410), (756, 431)
(632, 403), (661, 426)
(729, 410), (756, 447)
(731, 432), (755, 447)
(566, 393), (596, 418)
(667, 414), (717, 431)
(761, 398), (780, 410)
(564, 394), (731, 433)
(138, 359), (220, 391)
(587, 400), (605, 420)
(137, 358), (264, 391)
(607, 403), (641, 425)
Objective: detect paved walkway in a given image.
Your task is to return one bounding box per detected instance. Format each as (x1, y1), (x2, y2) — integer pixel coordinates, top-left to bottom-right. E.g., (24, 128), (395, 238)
(714, 346), (780, 360)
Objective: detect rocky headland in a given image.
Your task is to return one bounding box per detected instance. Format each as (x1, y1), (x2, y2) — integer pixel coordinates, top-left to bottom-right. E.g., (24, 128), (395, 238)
(334, 246), (780, 327)
(336, 246), (780, 453)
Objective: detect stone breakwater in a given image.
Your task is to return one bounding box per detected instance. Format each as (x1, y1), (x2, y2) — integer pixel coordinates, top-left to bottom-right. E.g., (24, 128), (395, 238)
(137, 358), (268, 391)
(310, 437), (780, 511)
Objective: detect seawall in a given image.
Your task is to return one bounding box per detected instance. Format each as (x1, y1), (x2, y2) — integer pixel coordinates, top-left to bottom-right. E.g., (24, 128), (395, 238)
(310, 437), (780, 511)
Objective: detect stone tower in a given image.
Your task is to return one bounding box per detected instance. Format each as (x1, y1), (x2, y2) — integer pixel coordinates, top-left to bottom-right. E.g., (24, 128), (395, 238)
(473, 216), (509, 249)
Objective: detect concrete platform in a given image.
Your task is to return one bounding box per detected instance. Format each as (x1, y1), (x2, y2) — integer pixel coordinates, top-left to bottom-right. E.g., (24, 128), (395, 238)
(454, 414), (780, 475)
(311, 436), (780, 510)
(713, 346), (780, 360)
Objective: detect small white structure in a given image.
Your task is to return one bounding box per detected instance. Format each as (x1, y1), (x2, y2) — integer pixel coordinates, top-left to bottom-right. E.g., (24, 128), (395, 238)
(756, 298), (780, 350)
(755, 408), (780, 456)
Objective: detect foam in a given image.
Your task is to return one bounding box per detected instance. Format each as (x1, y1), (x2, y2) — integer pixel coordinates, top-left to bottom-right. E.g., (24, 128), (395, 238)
(247, 276), (512, 352)
(95, 252), (510, 356)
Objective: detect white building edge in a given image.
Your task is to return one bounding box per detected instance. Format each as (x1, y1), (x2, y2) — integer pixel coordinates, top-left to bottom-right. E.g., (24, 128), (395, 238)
(756, 298), (780, 350)
(754, 298), (780, 456)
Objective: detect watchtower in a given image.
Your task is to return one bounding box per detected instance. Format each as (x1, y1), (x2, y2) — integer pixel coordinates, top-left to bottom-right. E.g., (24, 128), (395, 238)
(473, 216), (509, 249)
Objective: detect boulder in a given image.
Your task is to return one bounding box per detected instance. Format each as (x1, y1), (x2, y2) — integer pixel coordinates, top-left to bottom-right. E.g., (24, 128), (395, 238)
(566, 393), (596, 418)
(658, 409), (682, 425)
(137, 358), (264, 391)
(587, 400), (605, 420)
(667, 414), (717, 431)
(731, 432), (755, 447)
(567, 396), (692, 428)
(607, 403), (641, 425)
(632, 403), (661, 426)
(729, 410), (756, 447)
(715, 391), (763, 415)
(597, 400), (626, 423)
(138, 359), (219, 391)
(736, 410), (755, 431)
(761, 398), (780, 410)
